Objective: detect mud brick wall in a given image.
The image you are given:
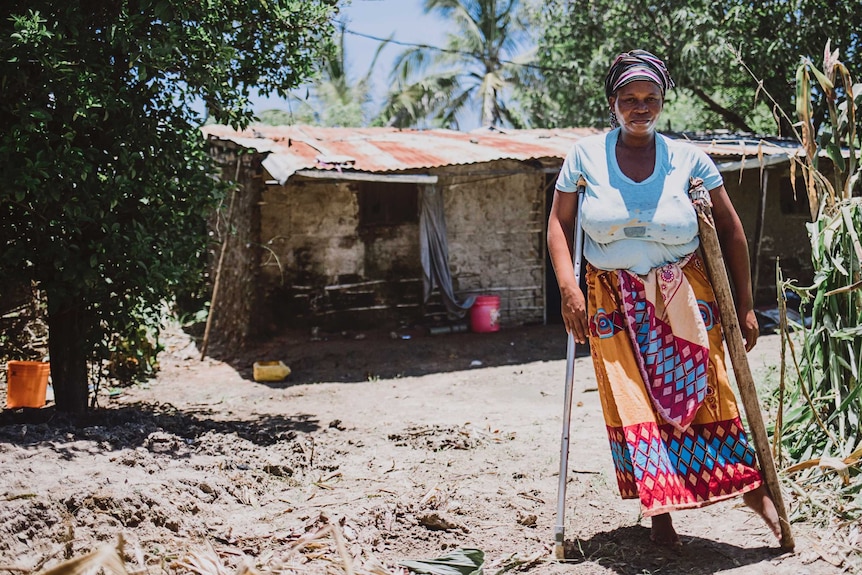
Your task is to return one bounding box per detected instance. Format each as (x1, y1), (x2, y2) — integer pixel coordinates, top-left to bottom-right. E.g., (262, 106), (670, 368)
(255, 160), (546, 332)
(441, 161), (546, 327)
(258, 178), (423, 331)
(722, 166), (814, 305)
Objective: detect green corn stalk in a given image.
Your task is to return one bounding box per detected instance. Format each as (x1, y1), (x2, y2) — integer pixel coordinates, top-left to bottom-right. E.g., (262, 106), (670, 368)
(792, 41), (860, 217)
(777, 42), (862, 527)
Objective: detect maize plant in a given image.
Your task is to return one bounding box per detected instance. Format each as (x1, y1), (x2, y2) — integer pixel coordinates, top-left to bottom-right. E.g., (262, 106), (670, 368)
(777, 42), (862, 526)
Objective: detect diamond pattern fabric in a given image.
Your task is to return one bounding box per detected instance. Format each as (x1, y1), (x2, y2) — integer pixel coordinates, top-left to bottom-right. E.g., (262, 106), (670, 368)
(586, 255), (763, 517)
(607, 420), (760, 514)
(618, 268), (709, 430)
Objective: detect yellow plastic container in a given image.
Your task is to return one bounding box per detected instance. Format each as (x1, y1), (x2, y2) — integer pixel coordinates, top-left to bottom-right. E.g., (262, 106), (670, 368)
(253, 361), (291, 382)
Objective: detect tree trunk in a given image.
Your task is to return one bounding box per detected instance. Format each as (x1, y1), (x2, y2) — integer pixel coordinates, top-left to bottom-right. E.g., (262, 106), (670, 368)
(689, 87), (753, 133)
(47, 291), (91, 413)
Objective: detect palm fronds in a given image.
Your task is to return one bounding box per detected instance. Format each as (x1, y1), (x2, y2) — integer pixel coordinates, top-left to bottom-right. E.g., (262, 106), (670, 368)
(380, 0), (530, 129)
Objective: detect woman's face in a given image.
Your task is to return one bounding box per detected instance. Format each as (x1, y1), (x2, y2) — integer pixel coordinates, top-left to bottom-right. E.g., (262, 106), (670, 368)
(609, 80), (663, 136)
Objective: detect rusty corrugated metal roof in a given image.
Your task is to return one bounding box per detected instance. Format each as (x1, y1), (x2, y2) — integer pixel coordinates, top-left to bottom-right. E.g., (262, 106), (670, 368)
(203, 124), (601, 183)
(202, 124), (802, 184)
(672, 133), (800, 159)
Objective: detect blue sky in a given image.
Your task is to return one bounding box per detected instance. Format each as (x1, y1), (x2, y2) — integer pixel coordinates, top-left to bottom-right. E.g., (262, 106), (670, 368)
(337, 0), (449, 99)
(251, 0), (448, 116)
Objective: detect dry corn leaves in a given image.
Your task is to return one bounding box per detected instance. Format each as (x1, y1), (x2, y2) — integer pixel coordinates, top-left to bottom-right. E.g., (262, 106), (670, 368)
(387, 423), (514, 452)
(783, 447), (862, 486)
(29, 517), (406, 575)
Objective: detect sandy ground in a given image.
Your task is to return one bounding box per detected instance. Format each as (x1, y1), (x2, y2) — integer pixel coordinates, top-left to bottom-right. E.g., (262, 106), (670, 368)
(0, 324), (858, 575)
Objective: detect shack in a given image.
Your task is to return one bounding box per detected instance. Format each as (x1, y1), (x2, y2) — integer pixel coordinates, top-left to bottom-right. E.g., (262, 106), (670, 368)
(202, 125), (813, 348)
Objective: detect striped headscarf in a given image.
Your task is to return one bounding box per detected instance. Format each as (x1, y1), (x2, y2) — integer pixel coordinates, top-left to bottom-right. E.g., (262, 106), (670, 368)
(604, 50), (675, 99)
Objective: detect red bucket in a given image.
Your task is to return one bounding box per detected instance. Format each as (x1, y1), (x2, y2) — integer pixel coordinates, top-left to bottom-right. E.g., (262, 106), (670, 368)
(470, 295), (501, 333)
(6, 361), (50, 408)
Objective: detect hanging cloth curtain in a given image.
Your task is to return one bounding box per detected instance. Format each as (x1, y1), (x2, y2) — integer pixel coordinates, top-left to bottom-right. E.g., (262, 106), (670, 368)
(419, 184), (476, 318)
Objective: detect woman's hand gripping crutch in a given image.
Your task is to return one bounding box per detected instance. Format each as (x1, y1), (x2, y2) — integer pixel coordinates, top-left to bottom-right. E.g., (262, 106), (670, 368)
(553, 178), (587, 560)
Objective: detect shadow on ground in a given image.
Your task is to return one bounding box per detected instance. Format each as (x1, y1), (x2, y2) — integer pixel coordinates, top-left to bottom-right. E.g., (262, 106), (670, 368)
(204, 323), (590, 386)
(0, 402), (321, 447)
(564, 525), (779, 574)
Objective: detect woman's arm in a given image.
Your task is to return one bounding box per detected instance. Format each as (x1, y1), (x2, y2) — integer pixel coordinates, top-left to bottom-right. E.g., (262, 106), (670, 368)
(708, 184), (759, 351)
(547, 189), (589, 343)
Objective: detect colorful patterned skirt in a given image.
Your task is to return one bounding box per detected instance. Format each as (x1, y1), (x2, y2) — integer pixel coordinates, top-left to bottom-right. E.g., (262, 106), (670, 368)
(586, 253), (763, 517)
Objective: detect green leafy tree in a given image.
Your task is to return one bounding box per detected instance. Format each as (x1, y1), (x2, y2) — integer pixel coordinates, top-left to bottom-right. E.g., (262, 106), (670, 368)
(524, 0), (862, 133)
(379, 0), (533, 129)
(257, 23), (390, 127)
(257, 107), (317, 126)
(0, 1), (337, 413)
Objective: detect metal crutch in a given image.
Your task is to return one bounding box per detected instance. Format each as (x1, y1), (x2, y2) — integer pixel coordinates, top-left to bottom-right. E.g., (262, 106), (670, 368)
(553, 178), (587, 560)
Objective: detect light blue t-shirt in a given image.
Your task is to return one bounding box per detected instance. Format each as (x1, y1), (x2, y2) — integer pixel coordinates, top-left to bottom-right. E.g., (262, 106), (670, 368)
(556, 128), (723, 275)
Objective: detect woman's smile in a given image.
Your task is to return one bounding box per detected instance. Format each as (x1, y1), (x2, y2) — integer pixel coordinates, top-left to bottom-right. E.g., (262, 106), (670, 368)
(610, 80), (663, 133)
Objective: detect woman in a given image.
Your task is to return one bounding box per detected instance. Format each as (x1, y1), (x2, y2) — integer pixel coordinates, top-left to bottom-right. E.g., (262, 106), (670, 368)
(547, 50), (782, 548)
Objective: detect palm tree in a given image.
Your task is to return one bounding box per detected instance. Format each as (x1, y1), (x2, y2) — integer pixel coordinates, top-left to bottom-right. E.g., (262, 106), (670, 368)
(379, 0), (532, 129)
(258, 22), (390, 127)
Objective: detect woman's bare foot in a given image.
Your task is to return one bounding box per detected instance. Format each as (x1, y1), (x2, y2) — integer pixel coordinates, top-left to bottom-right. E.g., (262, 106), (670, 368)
(650, 513), (682, 550)
(743, 486), (783, 545)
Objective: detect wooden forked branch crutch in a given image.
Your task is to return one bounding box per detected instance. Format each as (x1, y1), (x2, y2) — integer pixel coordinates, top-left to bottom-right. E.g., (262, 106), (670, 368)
(688, 177), (795, 550)
(554, 178), (587, 560)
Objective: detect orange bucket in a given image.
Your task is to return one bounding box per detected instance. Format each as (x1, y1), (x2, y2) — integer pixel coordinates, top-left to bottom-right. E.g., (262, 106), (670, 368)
(6, 361), (50, 408)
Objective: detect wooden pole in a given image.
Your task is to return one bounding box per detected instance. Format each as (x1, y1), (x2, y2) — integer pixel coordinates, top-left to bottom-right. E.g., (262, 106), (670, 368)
(690, 179), (795, 550)
(751, 170), (769, 302)
(200, 156), (242, 360)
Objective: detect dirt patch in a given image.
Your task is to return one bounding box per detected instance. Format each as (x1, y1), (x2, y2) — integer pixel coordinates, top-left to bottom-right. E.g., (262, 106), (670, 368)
(0, 324), (856, 574)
